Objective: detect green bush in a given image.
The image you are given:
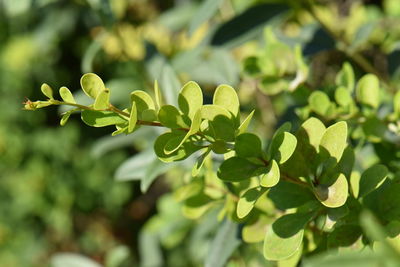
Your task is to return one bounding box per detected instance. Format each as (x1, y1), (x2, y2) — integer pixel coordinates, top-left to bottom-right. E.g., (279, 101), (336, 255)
(12, 0), (400, 266)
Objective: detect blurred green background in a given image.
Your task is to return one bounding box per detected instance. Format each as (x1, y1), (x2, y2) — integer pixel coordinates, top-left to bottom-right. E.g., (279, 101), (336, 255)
(2, 0), (400, 266)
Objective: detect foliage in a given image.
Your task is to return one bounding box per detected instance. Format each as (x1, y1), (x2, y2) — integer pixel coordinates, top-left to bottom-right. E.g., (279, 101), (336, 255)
(12, 0), (400, 266)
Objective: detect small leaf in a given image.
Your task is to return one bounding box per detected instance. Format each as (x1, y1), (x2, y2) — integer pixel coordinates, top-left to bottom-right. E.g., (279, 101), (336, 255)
(80, 73), (105, 99)
(319, 121), (347, 163)
(128, 102), (137, 133)
(243, 216), (272, 243)
(60, 112), (71, 126)
(154, 132), (201, 162)
(269, 132), (297, 164)
(237, 110), (255, 135)
(308, 91), (331, 116)
(213, 84), (240, 119)
(131, 90), (155, 115)
(298, 117), (326, 149)
(154, 80), (162, 109)
(314, 173), (348, 208)
(41, 83), (54, 99)
(356, 74), (380, 108)
(81, 110), (126, 127)
(178, 81), (203, 120)
(192, 148), (211, 177)
(264, 212), (313, 261)
(201, 104), (235, 141)
(335, 62), (355, 92)
(217, 157), (259, 181)
(237, 187), (264, 219)
(235, 133), (262, 158)
(358, 164), (388, 198)
(158, 105), (188, 128)
(335, 86), (352, 107)
(93, 89), (110, 110)
(260, 160), (280, 187)
(59, 86), (76, 104)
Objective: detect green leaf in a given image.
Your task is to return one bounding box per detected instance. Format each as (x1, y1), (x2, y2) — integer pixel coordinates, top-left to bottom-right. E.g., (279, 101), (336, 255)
(59, 86), (76, 104)
(192, 148), (211, 177)
(158, 105), (189, 129)
(213, 84), (240, 120)
(264, 212), (313, 261)
(243, 215), (272, 243)
(314, 173), (348, 208)
(205, 219), (241, 267)
(335, 86), (353, 107)
(128, 102), (137, 133)
(327, 225), (362, 249)
(51, 253), (102, 267)
(356, 74), (380, 108)
(60, 111), (72, 126)
(237, 110), (255, 135)
(178, 81), (203, 120)
(362, 117), (387, 143)
(130, 90), (155, 115)
(80, 73), (105, 99)
(217, 157), (259, 181)
(154, 132), (201, 162)
(269, 132), (297, 164)
(335, 62), (355, 92)
(183, 193), (214, 219)
(201, 104), (235, 141)
(235, 133), (262, 158)
(81, 110), (126, 127)
(319, 121), (347, 163)
(298, 117), (326, 150)
(237, 187), (264, 219)
(358, 164), (388, 198)
(93, 89), (110, 110)
(308, 91), (332, 116)
(188, 0), (223, 35)
(164, 109), (201, 154)
(154, 80), (162, 109)
(41, 83), (54, 99)
(260, 160), (280, 187)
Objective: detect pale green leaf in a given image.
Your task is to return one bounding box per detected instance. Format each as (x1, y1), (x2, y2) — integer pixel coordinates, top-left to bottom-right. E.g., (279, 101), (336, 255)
(41, 83), (54, 99)
(335, 86), (353, 107)
(59, 86), (76, 104)
(154, 80), (162, 110)
(81, 110), (126, 127)
(309, 91), (331, 116)
(335, 62), (355, 92)
(270, 132), (297, 164)
(80, 73), (105, 99)
(93, 89), (110, 110)
(264, 212), (313, 261)
(319, 121), (348, 163)
(356, 74), (380, 108)
(299, 117), (326, 149)
(237, 110), (255, 135)
(213, 84), (240, 119)
(60, 112), (71, 126)
(192, 148), (211, 177)
(260, 160), (280, 187)
(315, 173), (348, 208)
(237, 187), (264, 218)
(128, 102), (137, 133)
(130, 90), (155, 114)
(178, 81), (203, 120)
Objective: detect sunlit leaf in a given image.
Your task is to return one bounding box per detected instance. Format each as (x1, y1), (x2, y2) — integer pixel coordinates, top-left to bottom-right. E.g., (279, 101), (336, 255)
(319, 121), (347, 163)
(260, 160), (280, 187)
(93, 89), (110, 110)
(41, 83), (54, 99)
(315, 173), (348, 208)
(237, 187), (264, 219)
(81, 110), (126, 127)
(80, 73), (105, 99)
(356, 74), (380, 108)
(178, 81), (203, 120)
(358, 164), (388, 198)
(269, 132), (297, 164)
(59, 86), (76, 104)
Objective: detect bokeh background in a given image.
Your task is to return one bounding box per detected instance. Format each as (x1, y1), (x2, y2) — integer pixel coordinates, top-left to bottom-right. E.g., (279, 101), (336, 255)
(1, 0), (399, 266)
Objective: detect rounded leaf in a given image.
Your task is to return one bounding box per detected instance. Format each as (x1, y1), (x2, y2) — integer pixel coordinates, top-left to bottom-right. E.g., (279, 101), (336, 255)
(235, 133), (262, 158)
(178, 81), (203, 120)
(237, 187), (264, 219)
(315, 173), (348, 208)
(158, 105), (188, 128)
(80, 73), (105, 99)
(213, 84), (240, 119)
(260, 160), (280, 187)
(358, 164), (388, 198)
(59, 86), (76, 104)
(356, 74), (380, 108)
(319, 121), (347, 163)
(93, 89), (110, 110)
(217, 157), (259, 181)
(41, 83), (53, 99)
(308, 91), (331, 116)
(270, 132), (297, 164)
